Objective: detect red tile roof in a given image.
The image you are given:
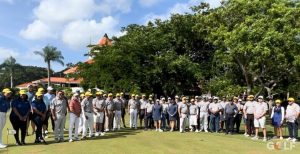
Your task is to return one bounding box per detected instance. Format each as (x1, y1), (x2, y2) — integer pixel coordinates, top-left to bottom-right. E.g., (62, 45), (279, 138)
(16, 77), (82, 88)
(98, 33), (112, 46)
(63, 59), (94, 74)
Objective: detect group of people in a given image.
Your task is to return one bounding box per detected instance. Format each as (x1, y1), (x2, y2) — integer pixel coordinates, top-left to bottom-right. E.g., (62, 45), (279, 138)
(0, 85), (299, 149)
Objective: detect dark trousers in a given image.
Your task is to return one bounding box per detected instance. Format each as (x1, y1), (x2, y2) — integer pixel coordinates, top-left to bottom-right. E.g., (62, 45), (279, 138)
(32, 115), (44, 141)
(246, 114), (254, 135)
(176, 113), (180, 130)
(234, 114), (242, 133)
(161, 113), (167, 129)
(43, 110), (50, 131)
(287, 121), (298, 139)
(210, 113), (220, 132)
(10, 115), (27, 143)
(225, 114), (234, 133)
(144, 113), (153, 129)
(50, 112), (55, 131)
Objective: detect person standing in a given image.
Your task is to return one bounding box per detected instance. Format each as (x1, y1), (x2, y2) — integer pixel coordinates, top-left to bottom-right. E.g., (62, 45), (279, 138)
(178, 97), (188, 133)
(285, 97), (300, 142)
(81, 92), (95, 139)
(120, 92), (127, 128)
(252, 96), (268, 141)
(31, 92), (47, 144)
(43, 87), (55, 138)
(26, 85), (35, 136)
(189, 99), (199, 132)
(219, 96), (228, 132)
(199, 97), (209, 132)
(50, 90), (68, 142)
(243, 95), (256, 137)
(270, 99), (284, 140)
(144, 97), (154, 130)
(10, 90), (31, 145)
(233, 98), (243, 134)
(224, 98), (238, 135)
(0, 88), (12, 148)
(167, 98), (177, 132)
(175, 95), (180, 130)
(139, 95), (147, 129)
(209, 97), (222, 133)
(152, 99), (163, 132)
(128, 94), (139, 129)
(105, 93), (115, 131)
(161, 97), (169, 131)
(113, 93), (122, 131)
(93, 91), (105, 136)
(68, 93), (82, 142)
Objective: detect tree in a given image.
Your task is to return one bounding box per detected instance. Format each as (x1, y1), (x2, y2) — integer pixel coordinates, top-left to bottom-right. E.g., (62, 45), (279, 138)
(195, 0), (300, 97)
(2, 56), (17, 88)
(34, 45), (64, 86)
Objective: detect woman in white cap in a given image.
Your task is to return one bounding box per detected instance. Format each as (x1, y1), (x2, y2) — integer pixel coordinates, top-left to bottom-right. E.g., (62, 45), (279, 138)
(270, 99), (284, 140)
(153, 99), (163, 132)
(0, 88), (12, 148)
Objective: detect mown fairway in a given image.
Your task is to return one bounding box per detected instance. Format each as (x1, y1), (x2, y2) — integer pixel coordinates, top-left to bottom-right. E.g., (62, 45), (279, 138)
(0, 114), (299, 154)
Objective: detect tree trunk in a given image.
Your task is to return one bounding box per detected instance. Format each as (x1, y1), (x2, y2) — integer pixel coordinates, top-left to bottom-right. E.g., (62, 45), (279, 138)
(10, 72), (13, 88)
(234, 56), (252, 94)
(47, 61), (51, 87)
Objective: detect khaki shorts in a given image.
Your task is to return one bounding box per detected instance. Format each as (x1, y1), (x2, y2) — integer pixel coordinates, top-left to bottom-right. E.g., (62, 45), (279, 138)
(254, 116), (266, 128)
(94, 112), (104, 123)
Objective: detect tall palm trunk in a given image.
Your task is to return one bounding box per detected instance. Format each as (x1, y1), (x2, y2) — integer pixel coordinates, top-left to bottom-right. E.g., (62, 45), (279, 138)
(10, 72), (13, 88)
(47, 61), (51, 86)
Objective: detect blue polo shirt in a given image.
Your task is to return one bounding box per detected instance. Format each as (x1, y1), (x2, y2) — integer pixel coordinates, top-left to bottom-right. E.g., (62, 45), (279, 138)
(27, 91), (35, 104)
(31, 100), (46, 113)
(0, 96), (11, 113)
(11, 99), (31, 117)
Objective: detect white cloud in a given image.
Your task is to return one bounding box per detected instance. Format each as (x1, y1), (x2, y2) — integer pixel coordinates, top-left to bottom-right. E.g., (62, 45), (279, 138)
(62, 16), (120, 49)
(0, 0), (13, 4)
(20, 0), (131, 49)
(143, 0), (221, 23)
(20, 20), (56, 40)
(139, 0), (162, 7)
(0, 47), (20, 62)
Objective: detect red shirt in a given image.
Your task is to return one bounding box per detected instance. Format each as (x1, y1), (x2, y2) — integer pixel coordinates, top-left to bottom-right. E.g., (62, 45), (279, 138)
(69, 98), (81, 115)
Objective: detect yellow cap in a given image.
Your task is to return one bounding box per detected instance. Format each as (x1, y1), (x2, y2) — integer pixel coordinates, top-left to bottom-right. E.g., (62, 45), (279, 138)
(288, 98), (295, 102)
(135, 94), (139, 97)
(37, 87), (44, 92)
(80, 93), (85, 97)
(233, 97), (238, 100)
(116, 93), (120, 97)
(35, 92), (43, 97)
(108, 93), (113, 97)
(149, 98), (153, 101)
(120, 92), (124, 95)
(19, 90), (27, 95)
(248, 95), (254, 98)
(85, 92), (93, 96)
(131, 94), (135, 97)
(96, 91), (103, 95)
(2, 88), (12, 94)
(142, 94), (146, 97)
(275, 99), (281, 104)
(149, 94), (153, 98)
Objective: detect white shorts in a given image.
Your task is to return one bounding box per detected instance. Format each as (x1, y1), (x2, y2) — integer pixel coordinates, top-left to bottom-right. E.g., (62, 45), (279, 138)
(189, 115), (198, 126)
(94, 112), (104, 123)
(254, 116), (266, 128)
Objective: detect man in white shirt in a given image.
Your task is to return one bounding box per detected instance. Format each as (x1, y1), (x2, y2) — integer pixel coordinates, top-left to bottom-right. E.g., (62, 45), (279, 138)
(285, 97), (300, 142)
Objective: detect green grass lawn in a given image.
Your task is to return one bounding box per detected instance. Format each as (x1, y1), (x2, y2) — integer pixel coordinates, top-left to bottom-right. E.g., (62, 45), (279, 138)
(1, 114), (299, 154)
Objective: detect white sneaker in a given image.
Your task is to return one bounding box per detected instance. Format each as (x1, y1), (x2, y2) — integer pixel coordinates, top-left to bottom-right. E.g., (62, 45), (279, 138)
(0, 144), (7, 149)
(69, 139), (73, 142)
(95, 132), (100, 137)
(280, 137), (283, 140)
(292, 138), (297, 142)
(158, 129), (163, 132)
(195, 130), (199, 133)
(105, 129), (109, 132)
(100, 133), (105, 136)
(286, 137), (292, 141)
(251, 136), (259, 140)
(155, 129), (158, 132)
(263, 138), (267, 142)
(245, 134), (250, 137)
(244, 133), (247, 136)
(45, 130), (48, 134)
(204, 130), (208, 133)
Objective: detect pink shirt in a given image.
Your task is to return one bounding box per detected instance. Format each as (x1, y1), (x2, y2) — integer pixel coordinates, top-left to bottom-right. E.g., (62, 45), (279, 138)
(254, 102), (268, 119)
(285, 103), (300, 122)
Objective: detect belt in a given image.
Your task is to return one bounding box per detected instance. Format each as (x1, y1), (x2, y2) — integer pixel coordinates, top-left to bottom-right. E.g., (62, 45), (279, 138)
(85, 111), (92, 113)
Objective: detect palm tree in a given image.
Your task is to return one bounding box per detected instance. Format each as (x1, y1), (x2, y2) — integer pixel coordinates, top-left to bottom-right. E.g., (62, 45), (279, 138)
(34, 45), (64, 86)
(3, 56), (17, 88)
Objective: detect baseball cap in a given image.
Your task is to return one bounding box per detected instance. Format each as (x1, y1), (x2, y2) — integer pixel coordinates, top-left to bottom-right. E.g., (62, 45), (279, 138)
(47, 86), (53, 91)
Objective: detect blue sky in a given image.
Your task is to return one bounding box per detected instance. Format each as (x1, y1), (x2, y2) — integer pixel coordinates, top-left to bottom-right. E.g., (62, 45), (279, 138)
(0, 0), (220, 71)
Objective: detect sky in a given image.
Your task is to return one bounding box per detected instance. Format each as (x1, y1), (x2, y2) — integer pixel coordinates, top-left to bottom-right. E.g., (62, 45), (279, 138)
(0, 0), (221, 72)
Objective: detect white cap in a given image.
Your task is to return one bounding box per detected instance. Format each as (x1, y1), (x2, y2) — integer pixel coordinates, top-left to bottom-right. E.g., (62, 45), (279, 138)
(162, 98), (165, 100)
(175, 95), (179, 99)
(213, 96), (219, 100)
(47, 86), (53, 91)
(73, 93), (79, 97)
(156, 99), (160, 102)
(238, 99), (242, 102)
(168, 97), (171, 100)
(258, 96), (263, 99)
